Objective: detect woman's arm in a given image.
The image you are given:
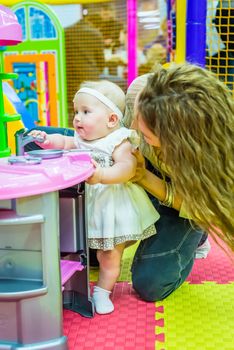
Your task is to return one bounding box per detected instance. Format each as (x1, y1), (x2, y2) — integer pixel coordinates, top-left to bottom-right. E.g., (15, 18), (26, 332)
(131, 149), (182, 211)
(86, 140), (136, 185)
(138, 169), (182, 211)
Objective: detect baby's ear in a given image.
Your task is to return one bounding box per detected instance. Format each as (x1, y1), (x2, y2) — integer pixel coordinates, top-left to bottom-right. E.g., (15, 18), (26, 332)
(107, 113), (119, 128)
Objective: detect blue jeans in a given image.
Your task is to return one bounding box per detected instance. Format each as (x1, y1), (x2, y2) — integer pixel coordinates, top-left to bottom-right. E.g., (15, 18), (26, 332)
(25, 127), (204, 301)
(131, 199), (203, 301)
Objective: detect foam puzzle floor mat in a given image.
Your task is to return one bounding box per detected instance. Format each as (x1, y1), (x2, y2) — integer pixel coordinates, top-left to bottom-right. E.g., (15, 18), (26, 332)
(155, 282), (234, 350)
(63, 282), (156, 350)
(64, 239), (234, 349)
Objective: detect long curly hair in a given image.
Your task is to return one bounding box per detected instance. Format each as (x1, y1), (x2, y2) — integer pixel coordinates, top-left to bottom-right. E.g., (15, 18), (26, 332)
(137, 63), (234, 252)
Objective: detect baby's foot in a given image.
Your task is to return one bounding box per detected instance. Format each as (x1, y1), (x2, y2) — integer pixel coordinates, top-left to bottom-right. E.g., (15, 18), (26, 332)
(92, 286), (114, 315)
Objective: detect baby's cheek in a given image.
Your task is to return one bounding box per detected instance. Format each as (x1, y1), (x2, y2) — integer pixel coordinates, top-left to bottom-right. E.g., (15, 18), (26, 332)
(85, 123), (96, 134)
(73, 119), (77, 129)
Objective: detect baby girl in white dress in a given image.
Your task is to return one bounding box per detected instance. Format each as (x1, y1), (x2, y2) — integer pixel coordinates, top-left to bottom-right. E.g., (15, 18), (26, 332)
(29, 80), (159, 315)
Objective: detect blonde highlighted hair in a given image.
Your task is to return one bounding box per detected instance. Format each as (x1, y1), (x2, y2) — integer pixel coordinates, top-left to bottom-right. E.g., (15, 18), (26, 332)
(137, 63), (234, 252)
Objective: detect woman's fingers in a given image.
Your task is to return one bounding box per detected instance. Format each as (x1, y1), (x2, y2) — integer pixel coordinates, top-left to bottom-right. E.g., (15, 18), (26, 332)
(90, 158), (98, 168)
(132, 148), (145, 167)
(131, 149), (146, 182)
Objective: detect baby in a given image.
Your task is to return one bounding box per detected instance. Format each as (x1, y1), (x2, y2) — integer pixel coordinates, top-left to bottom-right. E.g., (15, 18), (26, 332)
(29, 80), (159, 314)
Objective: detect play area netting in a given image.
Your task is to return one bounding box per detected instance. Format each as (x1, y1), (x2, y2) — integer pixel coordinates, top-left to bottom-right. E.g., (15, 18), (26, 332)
(1, 0), (234, 156)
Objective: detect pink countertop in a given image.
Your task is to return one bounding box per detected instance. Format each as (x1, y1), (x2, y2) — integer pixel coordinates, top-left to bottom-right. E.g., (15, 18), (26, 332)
(0, 152), (94, 200)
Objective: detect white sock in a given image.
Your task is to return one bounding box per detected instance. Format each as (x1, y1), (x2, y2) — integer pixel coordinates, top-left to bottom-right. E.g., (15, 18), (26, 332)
(92, 286), (114, 315)
(195, 238), (211, 259)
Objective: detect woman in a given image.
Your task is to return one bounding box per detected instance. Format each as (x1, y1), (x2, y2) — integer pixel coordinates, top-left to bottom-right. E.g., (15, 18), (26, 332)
(123, 63), (233, 301)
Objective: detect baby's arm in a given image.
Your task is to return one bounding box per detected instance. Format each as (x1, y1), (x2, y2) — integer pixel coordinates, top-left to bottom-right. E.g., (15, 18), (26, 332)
(29, 130), (76, 150)
(87, 140), (137, 185)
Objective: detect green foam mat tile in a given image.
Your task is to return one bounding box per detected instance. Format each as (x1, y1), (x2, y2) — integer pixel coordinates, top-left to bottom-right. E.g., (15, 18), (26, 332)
(89, 266), (99, 282)
(156, 282), (234, 350)
(123, 241), (140, 258)
(118, 257), (133, 281)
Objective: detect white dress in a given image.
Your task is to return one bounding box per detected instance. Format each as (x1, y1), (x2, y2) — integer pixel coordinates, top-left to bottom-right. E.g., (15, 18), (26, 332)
(74, 127), (160, 250)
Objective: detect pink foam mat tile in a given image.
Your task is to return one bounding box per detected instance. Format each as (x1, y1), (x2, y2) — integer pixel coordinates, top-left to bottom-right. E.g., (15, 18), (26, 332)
(63, 282), (156, 350)
(188, 238), (234, 284)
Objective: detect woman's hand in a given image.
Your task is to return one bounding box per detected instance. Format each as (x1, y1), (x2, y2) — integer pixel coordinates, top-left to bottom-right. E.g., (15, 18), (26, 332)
(130, 148), (146, 182)
(86, 159), (104, 185)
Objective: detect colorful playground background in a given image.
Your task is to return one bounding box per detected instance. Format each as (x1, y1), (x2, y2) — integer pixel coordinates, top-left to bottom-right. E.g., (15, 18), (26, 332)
(0, 0), (233, 156)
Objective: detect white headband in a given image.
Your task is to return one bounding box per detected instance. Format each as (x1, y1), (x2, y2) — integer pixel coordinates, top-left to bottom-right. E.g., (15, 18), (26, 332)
(77, 87), (123, 119)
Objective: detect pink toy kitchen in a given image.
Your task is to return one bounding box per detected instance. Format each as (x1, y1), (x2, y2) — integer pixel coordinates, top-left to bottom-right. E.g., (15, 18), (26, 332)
(0, 151), (95, 349)
(0, 6), (94, 349)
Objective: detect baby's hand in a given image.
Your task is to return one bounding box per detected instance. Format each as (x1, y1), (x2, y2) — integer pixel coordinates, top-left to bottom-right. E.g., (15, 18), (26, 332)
(86, 159), (103, 185)
(28, 130), (52, 149)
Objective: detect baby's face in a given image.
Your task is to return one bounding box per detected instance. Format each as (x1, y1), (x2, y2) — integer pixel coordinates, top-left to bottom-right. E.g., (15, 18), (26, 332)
(73, 93), (111, 141)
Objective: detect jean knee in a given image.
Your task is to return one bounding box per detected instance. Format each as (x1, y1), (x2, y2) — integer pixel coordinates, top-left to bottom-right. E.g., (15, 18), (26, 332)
(132, 273), (178, 302)
(132, 253), (186, 302)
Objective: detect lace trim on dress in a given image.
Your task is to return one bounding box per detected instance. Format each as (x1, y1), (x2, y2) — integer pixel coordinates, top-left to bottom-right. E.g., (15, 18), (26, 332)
(88, 224), (156, 251)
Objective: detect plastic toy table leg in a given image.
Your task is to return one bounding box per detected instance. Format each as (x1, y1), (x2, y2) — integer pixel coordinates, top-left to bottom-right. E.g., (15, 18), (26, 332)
(60, 183), (94, 318)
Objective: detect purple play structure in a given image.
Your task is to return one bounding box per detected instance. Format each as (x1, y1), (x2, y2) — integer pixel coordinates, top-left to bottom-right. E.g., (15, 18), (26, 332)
(186, 0), (207, 66)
